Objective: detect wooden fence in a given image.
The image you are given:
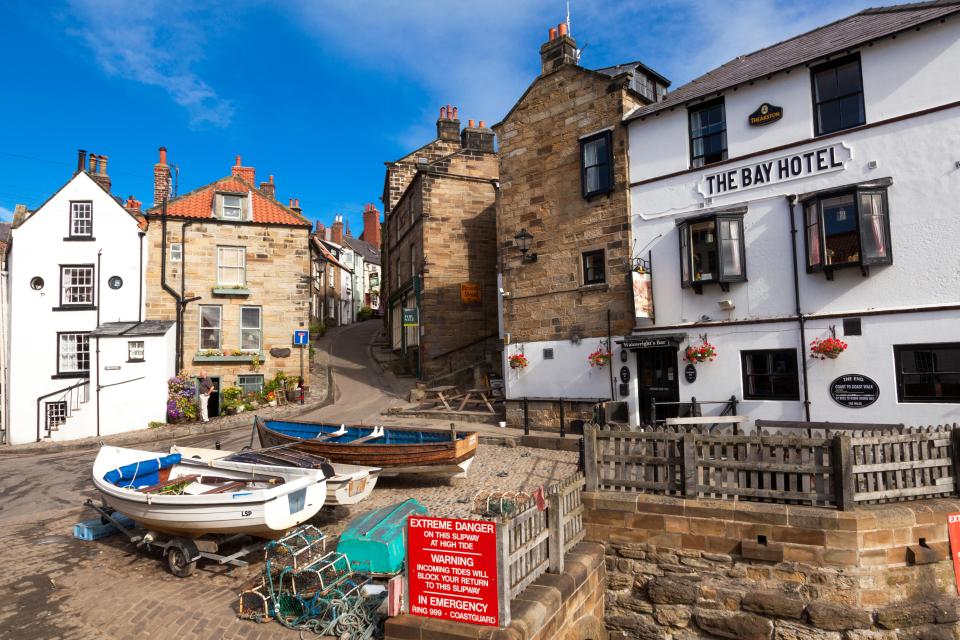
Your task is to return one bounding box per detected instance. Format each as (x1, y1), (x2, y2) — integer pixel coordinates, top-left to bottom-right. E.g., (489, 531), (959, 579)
(583, 423), (960, 510)
(495, 472), (586, 626)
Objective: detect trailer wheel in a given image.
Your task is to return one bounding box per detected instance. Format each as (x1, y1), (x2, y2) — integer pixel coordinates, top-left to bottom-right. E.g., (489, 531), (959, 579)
(166, 546), (196, 577)
(99, 506), (117, 525)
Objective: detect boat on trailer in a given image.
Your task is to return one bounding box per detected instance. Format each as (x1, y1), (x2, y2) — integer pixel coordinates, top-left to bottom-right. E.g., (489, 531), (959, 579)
(171, 445), (381, 506)
(92, 445), (333, 539)
(255, 417), (479, 478)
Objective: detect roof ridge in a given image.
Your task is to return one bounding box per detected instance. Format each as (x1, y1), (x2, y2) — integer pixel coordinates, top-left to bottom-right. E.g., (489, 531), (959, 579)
(861, 0), (960, 14)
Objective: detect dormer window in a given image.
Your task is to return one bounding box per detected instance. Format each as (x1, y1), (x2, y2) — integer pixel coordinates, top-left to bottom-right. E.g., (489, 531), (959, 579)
(678, 210), (746, 293)
(217, 193), (246, 220)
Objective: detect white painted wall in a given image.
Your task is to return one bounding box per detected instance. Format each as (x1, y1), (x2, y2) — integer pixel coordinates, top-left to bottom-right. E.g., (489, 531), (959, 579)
(7, 172), (147, 444)
(503, 338), (617, 399)
(624, 20), (960, 427)
(94, 328), (176, 437)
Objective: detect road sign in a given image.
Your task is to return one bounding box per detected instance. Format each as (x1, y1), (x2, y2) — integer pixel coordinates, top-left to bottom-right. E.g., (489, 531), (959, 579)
(293, 330), (309, 346)
(407, 516), (499, 627)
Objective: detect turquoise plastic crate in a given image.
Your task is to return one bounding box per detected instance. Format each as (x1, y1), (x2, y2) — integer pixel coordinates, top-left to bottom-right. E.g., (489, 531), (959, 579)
(73, 513), (135, 541)
(336, 499), (427, 576)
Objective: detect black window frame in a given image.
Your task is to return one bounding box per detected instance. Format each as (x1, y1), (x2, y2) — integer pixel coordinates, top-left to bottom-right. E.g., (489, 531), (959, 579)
(579, 130), (614, 199)
(688, 98), (728, 168)
(67, 200), (94, 240)
(811, 54), (866, 136)
(127, 340), (145, 363)
(894, 343), (960, 404)
(801, 184), (892, 279)
(582, 249), (606, 285)
(677, 211), (746, 294)
(59, 264), (96, 307)
(56, 331), (91, 377)
(741, 349), (800, 401)
(46, 401), (68, 429)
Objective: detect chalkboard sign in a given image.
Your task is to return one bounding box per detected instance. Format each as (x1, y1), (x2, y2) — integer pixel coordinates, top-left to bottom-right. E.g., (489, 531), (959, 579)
(684, 364), (697, 383)
(829, 374), (879, 408)
(619, 366), (631, 383)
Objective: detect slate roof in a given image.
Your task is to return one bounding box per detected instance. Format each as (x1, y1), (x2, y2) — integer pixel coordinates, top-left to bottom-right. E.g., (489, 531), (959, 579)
(89, 320), (176, 338)
(342, 235), (381, 266)
(312, 236), (353, 273)
(595, 60), (671, 87)
(625, 0), (960, 121)
(144, 175), (309, 226)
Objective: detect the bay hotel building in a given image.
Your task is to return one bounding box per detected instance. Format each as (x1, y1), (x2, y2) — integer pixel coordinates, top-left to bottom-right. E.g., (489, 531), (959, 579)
(621, 1), (960, 426)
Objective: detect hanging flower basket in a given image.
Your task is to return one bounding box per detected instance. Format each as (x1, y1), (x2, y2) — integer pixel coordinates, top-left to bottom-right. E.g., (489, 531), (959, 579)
(685, 342), (717, 364)
(810, 337), (848, 360)
(588, 348), (612, 368)
(508, 353), (529, 370)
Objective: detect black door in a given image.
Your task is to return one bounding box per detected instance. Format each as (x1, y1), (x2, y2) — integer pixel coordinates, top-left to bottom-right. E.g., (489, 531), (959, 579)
(208, 376), (221, 418)
(638, 347), (680, 424)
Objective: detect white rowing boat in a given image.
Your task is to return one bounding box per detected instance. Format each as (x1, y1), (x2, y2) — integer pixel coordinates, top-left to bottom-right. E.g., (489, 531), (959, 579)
(92, 445), (332, 538)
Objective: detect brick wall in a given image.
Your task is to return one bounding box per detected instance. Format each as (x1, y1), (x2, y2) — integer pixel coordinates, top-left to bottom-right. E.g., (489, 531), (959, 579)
(144, 219), (311, 386)
(495, 65), (643, 343)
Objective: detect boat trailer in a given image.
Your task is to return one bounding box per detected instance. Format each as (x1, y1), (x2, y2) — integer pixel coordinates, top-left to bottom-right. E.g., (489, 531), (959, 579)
(84, 498), (266, 578)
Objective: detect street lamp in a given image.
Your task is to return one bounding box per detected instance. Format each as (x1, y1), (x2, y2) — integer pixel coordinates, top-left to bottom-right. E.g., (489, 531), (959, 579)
(514, 228), (537, 263)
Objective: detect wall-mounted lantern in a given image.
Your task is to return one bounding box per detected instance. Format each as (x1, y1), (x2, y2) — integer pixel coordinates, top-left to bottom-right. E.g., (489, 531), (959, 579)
(514, 228), (538, 263)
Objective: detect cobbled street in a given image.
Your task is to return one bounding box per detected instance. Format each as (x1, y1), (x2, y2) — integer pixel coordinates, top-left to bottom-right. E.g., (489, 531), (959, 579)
(0, 322), (577, 640)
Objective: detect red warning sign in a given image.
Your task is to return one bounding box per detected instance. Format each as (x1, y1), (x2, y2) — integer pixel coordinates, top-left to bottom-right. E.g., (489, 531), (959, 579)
(407, 516), (500, 627)
(948, 513), (960, 595)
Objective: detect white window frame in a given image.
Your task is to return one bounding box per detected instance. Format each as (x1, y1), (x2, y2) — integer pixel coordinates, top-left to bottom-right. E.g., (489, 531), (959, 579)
(238, 374), (264, 395)
(219, 194), (244, 220)
(46, 401), (68, 429)
(58, 332), (91, 374)
(170, 242), (182, 262)
(60, 266), (95, 305)
(240, 306), (262, 352)
(70, 201), (93, 237)
(199, 305), (222, 350)
(128, 340), (145, 362)
(217, 246), (246, 286)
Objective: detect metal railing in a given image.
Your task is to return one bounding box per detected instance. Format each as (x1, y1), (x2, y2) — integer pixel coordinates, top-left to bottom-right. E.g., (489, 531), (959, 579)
(516, 397), (609, 438)
(36, 379), (90, 442)
(649, 395), (738, 428)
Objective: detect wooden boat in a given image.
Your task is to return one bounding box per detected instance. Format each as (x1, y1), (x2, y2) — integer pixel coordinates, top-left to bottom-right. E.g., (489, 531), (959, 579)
(255, 417), (479, 478)
(92, 445), (331, 538)
(171, 445), (381, 506)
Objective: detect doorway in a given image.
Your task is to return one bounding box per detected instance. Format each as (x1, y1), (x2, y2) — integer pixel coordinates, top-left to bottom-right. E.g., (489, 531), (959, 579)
(208, 376), (221, 418)
(637, 347), (680, 425)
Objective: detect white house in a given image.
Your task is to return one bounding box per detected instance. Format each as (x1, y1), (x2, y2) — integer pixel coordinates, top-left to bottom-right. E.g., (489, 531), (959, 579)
(622, 2), (960, 427)
(6, 151), (174, 444)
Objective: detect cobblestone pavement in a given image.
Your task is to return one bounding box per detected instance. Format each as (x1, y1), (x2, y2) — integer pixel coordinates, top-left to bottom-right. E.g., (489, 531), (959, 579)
(0, 321), (578, 639)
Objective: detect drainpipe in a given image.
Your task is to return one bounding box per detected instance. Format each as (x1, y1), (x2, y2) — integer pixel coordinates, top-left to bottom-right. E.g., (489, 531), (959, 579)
(160, 198), (183, 370)
(179, 220), (198, 374)
(786, 195), (811, 423)
(138, 231), (145, 323)
(96, 249), (102, 437)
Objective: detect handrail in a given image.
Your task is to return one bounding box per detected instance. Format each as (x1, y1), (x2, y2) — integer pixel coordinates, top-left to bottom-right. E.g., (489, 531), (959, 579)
(36, 378), (89, 442)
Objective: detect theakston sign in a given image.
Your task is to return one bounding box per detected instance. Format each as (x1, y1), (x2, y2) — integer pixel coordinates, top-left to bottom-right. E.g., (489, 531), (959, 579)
(697, 142), (852, 198)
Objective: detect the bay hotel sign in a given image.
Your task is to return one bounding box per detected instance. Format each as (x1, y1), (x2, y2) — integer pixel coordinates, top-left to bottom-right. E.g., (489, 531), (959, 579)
(697, 142), (852, 198)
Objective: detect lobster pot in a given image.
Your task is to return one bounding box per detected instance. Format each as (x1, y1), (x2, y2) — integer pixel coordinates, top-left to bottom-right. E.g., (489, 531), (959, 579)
(238, 586), (271, 622)
(472, 490), (531, 517)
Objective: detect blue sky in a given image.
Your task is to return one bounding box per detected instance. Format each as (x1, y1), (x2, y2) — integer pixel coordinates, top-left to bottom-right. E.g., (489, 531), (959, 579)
(0, 0), (874, 233)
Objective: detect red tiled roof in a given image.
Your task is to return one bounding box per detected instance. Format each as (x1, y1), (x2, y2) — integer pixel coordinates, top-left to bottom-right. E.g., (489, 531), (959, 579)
(312, 236), (353, 272)
(145, 175), (309, 226)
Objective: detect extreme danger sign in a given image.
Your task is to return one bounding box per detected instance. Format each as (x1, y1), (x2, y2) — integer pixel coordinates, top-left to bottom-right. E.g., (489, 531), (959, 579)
(407, 516), (500, 627)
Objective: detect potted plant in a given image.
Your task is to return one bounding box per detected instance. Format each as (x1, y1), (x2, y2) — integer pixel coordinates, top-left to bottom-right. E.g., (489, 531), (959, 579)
(508, 353), (529, 370)
(264, 390), (277, 407)
(220, 386), (243, 415)
(685, 341), (717, 364)
(810, 337), (848, 360)
(588, 347), (612, 368)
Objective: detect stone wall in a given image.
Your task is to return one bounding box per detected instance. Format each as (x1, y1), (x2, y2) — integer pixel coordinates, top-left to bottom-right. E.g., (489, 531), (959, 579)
(584, 491), (960, 639)
(144, 219), (311, 387)
(495, 64), (644, 344)
(505, 399), (597, 432)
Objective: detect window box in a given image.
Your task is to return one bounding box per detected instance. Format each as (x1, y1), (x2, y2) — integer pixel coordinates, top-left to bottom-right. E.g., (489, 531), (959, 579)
(678, 209), (746, 293)
(192, 351), (265, 363)
(211, 287), (251, 297)
(802, 182), (892, 279)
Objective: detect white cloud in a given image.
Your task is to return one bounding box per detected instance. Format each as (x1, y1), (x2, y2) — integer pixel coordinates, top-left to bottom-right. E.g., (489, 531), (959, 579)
(66, 0), (235, 128)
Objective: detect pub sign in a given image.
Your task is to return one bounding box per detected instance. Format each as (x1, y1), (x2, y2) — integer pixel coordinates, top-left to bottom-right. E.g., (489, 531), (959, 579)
(829, 374), (879, 408)
(460, 282), (481, 304)
(748, 102), (783, 126)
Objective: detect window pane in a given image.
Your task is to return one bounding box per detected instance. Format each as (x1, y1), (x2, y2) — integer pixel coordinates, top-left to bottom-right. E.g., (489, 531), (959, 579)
(805, 202), (821, 267)
(238, 375), (264, 395)
(583, 140), (600, 167)
(241, 306), (261, 351)
(200, 306), (220, 328)
(836, 61), (862, 93)
(61, 267), (94, 304)
(585, 166), (600, 193)
(839, 95), (865, 129)
(241, 307), (261, 328)
(680, 227), (690, 285)
(742, 349), (799, 400)
(690, 221), (717, 281)
(897, 344), (960, 402)
(858, 192), (888, 261)
(583, 250), (605, 284)
(71, 202), (92, 236)
(817, 100), (842, 135)
(814, 68), (838, 102)
(128, 340), (144, 360)
(821, 194), (858, 266)
(59, 333), (90, 372)
(720, 219), (742, 278)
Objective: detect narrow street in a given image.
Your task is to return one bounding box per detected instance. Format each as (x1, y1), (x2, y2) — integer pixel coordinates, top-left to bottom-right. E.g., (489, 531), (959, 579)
(0, 319), (575, 640)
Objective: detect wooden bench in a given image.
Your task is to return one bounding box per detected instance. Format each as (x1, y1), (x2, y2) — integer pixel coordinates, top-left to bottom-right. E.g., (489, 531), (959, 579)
(457, 388), (496, 414)
(424, 386), (460, 411)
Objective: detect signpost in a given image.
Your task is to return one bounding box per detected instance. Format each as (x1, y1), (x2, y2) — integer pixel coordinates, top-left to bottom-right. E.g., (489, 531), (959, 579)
(407, 516), (500, 627)
(293, 330), (309, 397)
(829, 374), (879, 408)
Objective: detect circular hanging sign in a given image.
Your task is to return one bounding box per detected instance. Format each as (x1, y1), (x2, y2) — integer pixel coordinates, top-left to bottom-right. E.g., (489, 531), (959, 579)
(619, 366), (631, 383)
(829, 374), (879, 408)
(108, 276), (123, 290)
(684, 364), (697, 383)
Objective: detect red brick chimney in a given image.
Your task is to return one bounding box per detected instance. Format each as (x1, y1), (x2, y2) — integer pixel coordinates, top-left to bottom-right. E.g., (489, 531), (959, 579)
(314, 221), (325, 237)
(231, 155), (255, 185)
(153, 146), (171, 207)
(330, 215), (344, 245)
(436, 104), (460, 142)
(361, 203), (381, 247)
(124, 195), (142, 214)
(259, 174), (276, 199)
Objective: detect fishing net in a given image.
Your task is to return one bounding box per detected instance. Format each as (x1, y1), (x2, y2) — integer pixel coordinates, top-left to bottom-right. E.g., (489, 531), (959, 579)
(472, 490), (531, 517)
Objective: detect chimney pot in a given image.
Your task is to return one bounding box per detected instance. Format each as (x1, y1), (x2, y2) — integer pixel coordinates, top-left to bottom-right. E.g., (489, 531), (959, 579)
(269, 175), (274, 184)
(558, 22), (567, 37)
(446, 104), (452, 118)
(235, 155), (242, 166)
(468, 119), (475, 128)
(452, 106), (458, 119)
(158, 146), (167, 165)
(77, 149), (87, 174)
(89, 154), (97, 173)
(549, 27), (558, 40)
(98, 155), (108, 175)
(439, 106), (445, 119)
(479, 120), (486, 128)
(289, 198), (295, 208)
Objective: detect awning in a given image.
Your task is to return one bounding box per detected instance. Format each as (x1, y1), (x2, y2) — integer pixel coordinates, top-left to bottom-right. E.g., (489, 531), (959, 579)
(617, 333), (686, 349)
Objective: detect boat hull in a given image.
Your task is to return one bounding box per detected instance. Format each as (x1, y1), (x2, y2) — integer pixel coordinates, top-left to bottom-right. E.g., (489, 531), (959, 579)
(256, 420), (478, 476)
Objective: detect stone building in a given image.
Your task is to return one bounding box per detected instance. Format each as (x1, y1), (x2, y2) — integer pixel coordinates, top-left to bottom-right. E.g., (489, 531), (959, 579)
(144, 149), (312, 415)
(494, 23), (669, 427)
(309, 219), (352, 328)
(381, 107), (499, 380)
